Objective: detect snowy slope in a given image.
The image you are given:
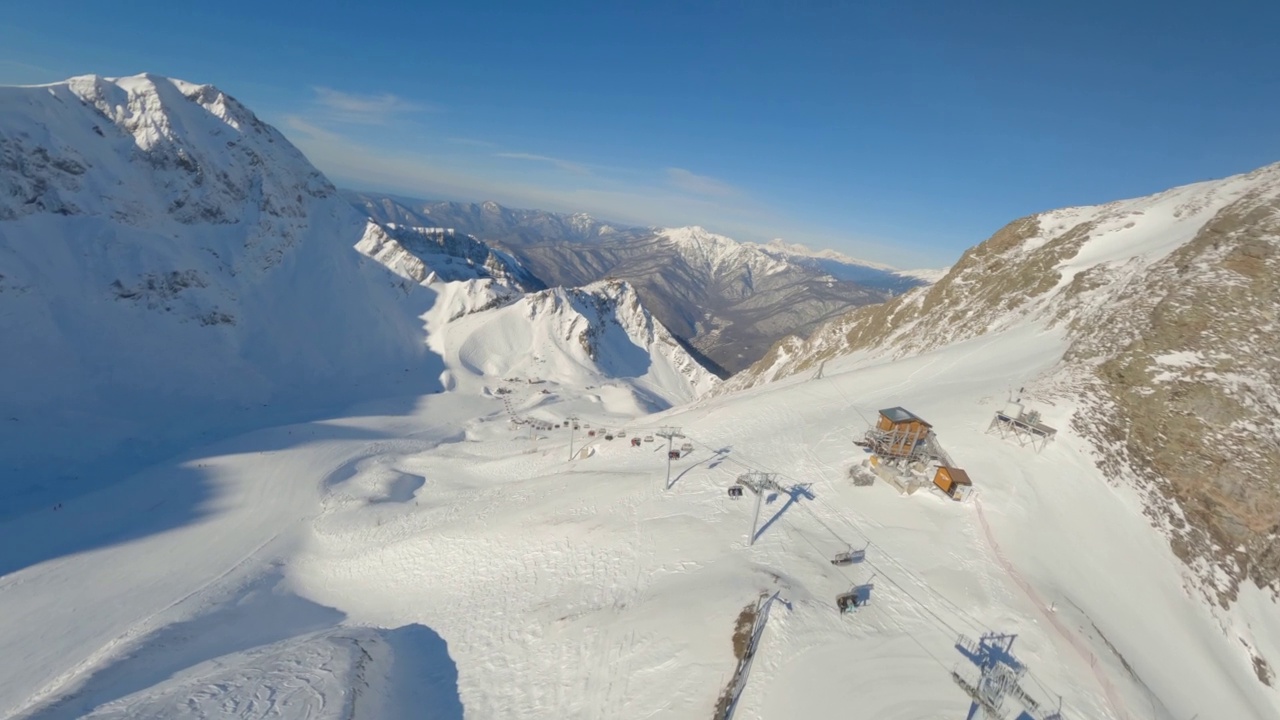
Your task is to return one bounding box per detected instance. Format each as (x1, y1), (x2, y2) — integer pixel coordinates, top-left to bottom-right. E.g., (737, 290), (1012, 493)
(0, 74), (442, 508)
(4, 313), (1274, 719)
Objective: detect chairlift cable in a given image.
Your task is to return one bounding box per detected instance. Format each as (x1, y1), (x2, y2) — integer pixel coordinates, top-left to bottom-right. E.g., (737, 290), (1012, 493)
(684, 431), (978, 641)
(683, 431), (986, 632)
(682, 431), (1084, 712)
(688, 429), (993, 638)
(678, 397), (1090, 713)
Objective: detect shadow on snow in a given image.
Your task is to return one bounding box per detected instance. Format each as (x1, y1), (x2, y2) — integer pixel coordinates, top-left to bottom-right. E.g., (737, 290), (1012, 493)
(753, 484), (815, 544)
(0, 384), (443, 580)
(18, 572), (463, 720)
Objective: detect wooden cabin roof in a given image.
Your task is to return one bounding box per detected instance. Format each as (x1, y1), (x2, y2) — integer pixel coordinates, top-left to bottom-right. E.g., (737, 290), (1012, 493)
(939, 466), (972, 486)
(878, 407), (932, 427)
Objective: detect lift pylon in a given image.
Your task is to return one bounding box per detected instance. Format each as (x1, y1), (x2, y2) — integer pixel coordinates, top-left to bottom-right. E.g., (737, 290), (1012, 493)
(657, 426), (686, 489)
(952, 633), (1063, 720)
(734, 471), (784, 546)
(566, 415), (580, 461)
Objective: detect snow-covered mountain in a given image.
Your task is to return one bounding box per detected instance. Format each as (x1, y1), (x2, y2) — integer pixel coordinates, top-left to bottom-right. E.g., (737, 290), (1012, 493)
(0, 74), (441, 496)
(344, 193), (935, 374)
(0, 74), (705, 515)
(344, 192), (630, 245)
(748, 237), (948, 286)
(729, 161), (1280, 667)
(429, 279), (717, 407)
(354, 222), (541, 290)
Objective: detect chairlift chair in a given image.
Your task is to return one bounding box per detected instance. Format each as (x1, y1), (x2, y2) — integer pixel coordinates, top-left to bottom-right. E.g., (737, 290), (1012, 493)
(831, 547), (867, 566)
(668, 450), (681, 460)
(728, 485), (744, 499)
(644, 435), (654, 442)
(605, 434), (614, 441)
(836, 583), (873, 613)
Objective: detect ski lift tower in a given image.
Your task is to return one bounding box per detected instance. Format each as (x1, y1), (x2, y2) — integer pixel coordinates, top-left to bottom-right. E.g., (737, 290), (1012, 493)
(657, 426), (685, 489)
(735, 471), (783, 546)
(566, 415), (579, 461)
(952, 632), (1064, 720)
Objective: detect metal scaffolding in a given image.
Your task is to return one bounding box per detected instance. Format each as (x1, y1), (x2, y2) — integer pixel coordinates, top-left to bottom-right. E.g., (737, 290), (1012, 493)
(952, 633), (1064, 720)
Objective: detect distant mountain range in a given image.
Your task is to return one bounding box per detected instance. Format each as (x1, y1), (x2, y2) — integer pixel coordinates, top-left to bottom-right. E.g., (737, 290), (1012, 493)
(343, 192), (937, 374)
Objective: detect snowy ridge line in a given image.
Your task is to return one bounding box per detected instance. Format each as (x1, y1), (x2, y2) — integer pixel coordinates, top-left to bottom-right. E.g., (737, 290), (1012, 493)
(974, 495), (1130, 720)
(674, 430), (1086, 717)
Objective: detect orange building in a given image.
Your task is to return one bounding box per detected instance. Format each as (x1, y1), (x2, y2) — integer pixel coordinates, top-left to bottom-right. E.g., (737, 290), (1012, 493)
(874, 407), (933, 458)
(933, 466), (973, 500)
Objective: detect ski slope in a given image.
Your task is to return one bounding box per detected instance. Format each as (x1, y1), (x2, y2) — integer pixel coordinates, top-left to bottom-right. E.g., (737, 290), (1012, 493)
(3, 304), (1275, 719)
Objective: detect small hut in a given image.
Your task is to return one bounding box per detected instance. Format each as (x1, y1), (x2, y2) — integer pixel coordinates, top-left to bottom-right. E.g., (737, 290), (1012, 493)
(933, 466), (973, 501)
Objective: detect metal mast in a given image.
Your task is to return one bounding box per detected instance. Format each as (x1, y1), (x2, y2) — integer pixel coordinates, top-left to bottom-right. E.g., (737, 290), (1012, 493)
(952, 633), (1062, 720)
(656, 426), (685, 489)
(736, 471), (782, 546)
(566, 415), (579, 461)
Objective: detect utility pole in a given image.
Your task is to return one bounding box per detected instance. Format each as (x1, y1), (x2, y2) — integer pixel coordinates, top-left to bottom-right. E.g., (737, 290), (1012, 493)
(656, 426), (685, 489)
(736, 471), (781, 545)
(566, 415), (579, 461)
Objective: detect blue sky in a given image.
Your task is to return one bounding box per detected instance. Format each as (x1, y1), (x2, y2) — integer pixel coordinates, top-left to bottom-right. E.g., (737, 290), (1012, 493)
(3, 1), (1277, 267)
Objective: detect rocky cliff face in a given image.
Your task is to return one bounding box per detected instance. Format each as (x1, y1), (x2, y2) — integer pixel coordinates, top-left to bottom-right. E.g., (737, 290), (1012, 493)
(344, 193), (931, 375)
(729, 162), (1280, 615)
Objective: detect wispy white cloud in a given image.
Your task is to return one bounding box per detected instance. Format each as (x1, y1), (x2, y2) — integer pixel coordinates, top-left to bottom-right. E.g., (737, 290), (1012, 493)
(666, 167), (737, 198)
(494, 152), (592, 176)
(310, 86), (427, 125)
(282, 115), (345, 144)
(447, 136), (498, 148)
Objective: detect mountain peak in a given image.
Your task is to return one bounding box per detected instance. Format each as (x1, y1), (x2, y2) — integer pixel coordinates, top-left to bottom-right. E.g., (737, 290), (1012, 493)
(0, 73), (435, 480)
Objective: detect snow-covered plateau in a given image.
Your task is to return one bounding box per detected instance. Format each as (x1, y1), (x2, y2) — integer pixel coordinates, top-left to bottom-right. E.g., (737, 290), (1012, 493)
(1, 74), (1277, 720)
